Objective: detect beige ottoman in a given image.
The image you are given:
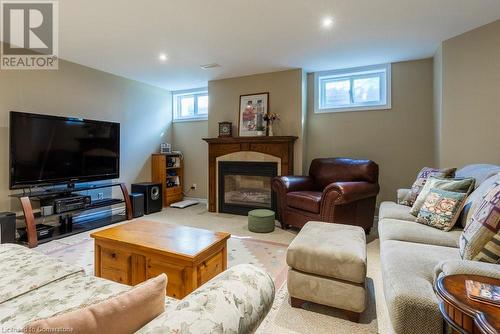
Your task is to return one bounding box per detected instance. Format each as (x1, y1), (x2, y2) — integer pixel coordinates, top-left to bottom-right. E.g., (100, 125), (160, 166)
(286, 221), (367, 322)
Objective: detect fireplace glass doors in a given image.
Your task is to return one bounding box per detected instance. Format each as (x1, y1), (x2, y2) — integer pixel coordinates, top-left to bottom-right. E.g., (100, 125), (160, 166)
(218, 161), (277, 215)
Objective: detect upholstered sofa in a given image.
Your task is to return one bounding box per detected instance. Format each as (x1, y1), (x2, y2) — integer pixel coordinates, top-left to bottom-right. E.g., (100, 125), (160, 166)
(273, 157), (379, 232)
(379, 164), (500, 334)
(0, 244), (275, 333)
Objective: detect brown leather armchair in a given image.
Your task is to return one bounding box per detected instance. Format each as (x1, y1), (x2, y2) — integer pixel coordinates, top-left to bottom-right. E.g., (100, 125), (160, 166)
(272, 158), (379, 232)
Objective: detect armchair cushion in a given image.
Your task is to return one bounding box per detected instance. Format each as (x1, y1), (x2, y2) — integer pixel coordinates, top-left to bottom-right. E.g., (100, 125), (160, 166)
(287, 191), (322, 213)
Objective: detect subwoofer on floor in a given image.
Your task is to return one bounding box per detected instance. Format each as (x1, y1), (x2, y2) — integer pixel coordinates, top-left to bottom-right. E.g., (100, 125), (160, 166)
(131, 183), (162, 215)
(129, 193), (145, 218)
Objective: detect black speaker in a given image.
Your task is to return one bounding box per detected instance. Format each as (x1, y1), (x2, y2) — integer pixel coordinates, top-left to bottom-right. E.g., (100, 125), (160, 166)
(131, 182), (162, 215)
(129, 193), (144, 218)
(0, 212), (16, 244)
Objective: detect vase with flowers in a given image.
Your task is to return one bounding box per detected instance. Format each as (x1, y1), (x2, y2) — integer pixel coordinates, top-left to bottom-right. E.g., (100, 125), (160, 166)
(264, 113), (280, 136)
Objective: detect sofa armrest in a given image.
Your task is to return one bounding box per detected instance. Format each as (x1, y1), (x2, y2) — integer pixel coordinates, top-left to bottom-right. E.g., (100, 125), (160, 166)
(397, 188), (411, 204)
(434, 260), (500, 283)
(272, 175), (314, 193)
(323, 181), (380, 204)
(138, 264), (275, 334)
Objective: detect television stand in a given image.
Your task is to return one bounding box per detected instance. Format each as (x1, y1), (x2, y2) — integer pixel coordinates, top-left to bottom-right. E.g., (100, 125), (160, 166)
(10, 183), (132, 248)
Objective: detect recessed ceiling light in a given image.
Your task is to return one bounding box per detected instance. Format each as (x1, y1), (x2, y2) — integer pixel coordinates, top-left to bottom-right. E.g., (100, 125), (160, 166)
(158, 53), (168, 62)
(322, 17), (334, 29)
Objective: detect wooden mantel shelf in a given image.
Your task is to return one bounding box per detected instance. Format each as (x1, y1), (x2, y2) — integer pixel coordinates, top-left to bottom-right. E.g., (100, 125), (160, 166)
(203, 136), (298, 212)
(203, 136), (298, 144)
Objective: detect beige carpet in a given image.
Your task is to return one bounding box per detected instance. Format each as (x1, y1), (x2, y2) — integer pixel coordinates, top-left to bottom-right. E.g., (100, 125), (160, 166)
(37, 203), (394, 334)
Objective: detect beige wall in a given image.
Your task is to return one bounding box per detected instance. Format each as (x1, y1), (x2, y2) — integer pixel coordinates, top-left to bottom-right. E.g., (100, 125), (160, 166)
(170, 69), (306, 200)
(433, 45), (443, 167)
(438, 19), (500, 167)
(0, 57), (172, 211)
(171, 121), (208, 198)
(305, 59), (435, 202)
(208, 69), (306, 174)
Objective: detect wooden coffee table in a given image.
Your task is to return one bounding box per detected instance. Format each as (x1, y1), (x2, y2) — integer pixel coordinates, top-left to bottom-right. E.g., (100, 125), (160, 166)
(91, 220), (230, 299)
(435, 274), (500, 334)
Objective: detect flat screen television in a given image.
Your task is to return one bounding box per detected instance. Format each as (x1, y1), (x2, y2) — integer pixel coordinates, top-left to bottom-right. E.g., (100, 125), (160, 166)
(9, 111), (120, 189)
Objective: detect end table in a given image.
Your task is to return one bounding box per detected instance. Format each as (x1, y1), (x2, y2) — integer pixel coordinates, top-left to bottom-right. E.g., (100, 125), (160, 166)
(435, 274), (500, 334)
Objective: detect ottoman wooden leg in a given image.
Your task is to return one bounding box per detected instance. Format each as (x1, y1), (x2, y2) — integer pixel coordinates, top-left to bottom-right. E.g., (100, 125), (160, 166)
(290, 297), (305, 308)
(343, 309), (361, 323)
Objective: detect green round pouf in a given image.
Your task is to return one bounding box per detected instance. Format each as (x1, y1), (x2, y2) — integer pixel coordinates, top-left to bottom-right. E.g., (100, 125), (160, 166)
(248, 209), (275, 233)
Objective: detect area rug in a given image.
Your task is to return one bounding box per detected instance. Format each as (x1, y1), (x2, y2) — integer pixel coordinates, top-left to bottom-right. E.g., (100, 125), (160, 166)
(36, 234), (289, 288)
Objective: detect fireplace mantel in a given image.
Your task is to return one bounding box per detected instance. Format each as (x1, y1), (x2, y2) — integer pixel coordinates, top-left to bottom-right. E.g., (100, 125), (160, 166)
(203, 136), (298, 212)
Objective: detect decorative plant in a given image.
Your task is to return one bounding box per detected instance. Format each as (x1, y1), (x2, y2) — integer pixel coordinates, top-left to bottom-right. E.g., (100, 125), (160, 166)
(263, 113), (280, 136)
(264, 113), (280, 124)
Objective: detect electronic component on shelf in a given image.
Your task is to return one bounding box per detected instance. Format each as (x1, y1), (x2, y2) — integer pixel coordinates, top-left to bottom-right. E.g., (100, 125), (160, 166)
(40, 205), (54, 216)
(18, 224), (54, 241)
(160, 143), (171, 154)
(54, 195), (91, 213)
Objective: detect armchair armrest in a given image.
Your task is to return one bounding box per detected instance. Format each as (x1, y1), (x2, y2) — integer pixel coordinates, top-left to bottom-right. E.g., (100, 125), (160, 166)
(272, 175), (315, 193)
(138, 264), (275, 334)
(322, 181), (380, 204)
(434, 260), (500, 283)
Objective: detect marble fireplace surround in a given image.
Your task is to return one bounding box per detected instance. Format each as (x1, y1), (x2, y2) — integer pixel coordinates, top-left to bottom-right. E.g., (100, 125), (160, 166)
(203, 136), (297, 212)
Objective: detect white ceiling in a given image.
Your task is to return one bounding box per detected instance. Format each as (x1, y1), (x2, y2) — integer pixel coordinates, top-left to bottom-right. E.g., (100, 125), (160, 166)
(57, 0), (500, 91)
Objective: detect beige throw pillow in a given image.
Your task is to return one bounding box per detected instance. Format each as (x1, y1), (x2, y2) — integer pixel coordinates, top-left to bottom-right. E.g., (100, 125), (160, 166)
(400, 167), (456, 206)
(24, 274), (167, 334)
(410, 177), (475, 217)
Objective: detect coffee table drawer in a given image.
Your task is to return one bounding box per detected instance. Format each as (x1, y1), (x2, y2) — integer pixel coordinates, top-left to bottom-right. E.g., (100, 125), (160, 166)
(101, 247), (131, 272)
(198, 251), (223, 286)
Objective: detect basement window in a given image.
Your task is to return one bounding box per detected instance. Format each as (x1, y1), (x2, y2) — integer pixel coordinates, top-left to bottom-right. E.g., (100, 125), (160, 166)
(173, 88), (208, 121)
(314, 64), (391, 113)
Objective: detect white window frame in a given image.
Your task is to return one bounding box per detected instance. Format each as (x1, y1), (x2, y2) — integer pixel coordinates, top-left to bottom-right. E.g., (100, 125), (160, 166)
(172, 88), (208, 122)
(314, 63), (391, 113)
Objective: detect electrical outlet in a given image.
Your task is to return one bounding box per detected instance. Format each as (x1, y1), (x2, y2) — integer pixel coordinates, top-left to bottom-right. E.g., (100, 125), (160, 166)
(97, 192), (104, 200)
(191, 184), (197, 190)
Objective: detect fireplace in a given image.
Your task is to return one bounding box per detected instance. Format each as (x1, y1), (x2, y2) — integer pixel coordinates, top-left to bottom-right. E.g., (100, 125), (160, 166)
(203, 136), (297, 212)
(218, 161), (278, 215)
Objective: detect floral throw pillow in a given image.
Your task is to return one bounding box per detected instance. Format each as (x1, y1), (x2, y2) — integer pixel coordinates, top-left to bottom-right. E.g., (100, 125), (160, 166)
(417, 188), (467, 231)
(400, 167), (456, 206)
(410, 176), (475, 217)
(459, 182), (500, 264)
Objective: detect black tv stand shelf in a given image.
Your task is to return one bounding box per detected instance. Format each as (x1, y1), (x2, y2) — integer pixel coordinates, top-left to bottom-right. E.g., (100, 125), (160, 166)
(10, 182), (128, 199)
(17, 214), (126, 246)
(11, 183), (132, 248)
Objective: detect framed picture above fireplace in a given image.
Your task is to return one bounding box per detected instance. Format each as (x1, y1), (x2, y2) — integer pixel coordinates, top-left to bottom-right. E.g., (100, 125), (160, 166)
(238, 92), (269, 137)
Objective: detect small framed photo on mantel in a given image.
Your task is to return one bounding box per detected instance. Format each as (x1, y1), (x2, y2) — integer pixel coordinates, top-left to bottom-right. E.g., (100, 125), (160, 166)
(238, 92), (269, 137)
